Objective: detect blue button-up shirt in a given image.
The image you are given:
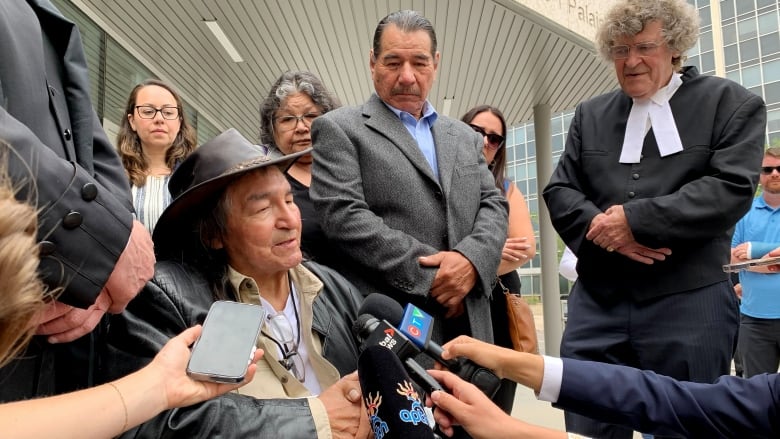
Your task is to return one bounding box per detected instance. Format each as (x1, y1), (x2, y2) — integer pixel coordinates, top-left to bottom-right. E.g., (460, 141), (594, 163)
(385, 101), (439, 180)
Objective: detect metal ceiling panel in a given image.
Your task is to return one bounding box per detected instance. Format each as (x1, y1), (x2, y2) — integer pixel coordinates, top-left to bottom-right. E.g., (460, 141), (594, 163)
(72, 0), (617, 142)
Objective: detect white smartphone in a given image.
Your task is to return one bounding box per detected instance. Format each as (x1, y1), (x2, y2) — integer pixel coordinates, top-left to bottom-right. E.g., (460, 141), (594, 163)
(187, 301), (267, 383)
(722, 256), (780, 273)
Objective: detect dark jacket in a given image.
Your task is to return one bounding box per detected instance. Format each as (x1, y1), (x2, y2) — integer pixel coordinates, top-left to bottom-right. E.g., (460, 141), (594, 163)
(543, 66), (766, 302)
(102, 260), (363, 438)
(557, 358), (780, 437)
(0, 0), (134, 401)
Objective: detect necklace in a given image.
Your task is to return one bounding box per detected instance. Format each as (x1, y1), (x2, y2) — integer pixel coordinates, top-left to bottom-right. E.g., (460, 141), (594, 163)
(261, 275), (303, 379)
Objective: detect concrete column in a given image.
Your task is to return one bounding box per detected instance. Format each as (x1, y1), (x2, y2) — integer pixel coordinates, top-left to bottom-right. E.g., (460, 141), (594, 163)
(533, 103), (563, 357)
(710, 0), (726, 78)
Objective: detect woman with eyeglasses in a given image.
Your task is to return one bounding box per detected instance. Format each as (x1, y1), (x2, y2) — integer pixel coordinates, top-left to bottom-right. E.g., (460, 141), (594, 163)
(460, 105), (536, 415)
(117, 79), (197, 233)
(259, 71), (340, 265)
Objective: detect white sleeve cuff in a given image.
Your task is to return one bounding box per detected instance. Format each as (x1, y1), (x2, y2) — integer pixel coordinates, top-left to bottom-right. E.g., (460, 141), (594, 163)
(537, 355), (563, 403)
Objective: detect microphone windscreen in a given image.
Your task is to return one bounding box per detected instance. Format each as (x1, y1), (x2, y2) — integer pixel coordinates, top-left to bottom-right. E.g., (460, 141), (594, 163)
(358, 294), (405, 325)
(358, 345), (434, 439)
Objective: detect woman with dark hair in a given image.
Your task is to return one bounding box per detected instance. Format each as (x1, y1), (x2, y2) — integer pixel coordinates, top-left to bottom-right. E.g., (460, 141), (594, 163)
(117, 79), (197, 232)
(461, 105), (536, 414)
(259, 71), (341, 263)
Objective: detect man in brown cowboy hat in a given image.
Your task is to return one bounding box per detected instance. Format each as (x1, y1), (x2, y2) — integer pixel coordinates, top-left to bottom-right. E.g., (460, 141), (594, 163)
(103, 128), (369, 438)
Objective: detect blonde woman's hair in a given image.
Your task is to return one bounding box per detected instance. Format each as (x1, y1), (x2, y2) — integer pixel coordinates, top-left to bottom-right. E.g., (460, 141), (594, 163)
(596, 0), (700, 71)
(0, 146), (46, 367)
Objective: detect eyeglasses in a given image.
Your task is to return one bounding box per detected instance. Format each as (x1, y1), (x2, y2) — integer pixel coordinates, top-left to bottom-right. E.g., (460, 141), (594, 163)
(608, 41), (663, 59)
(264, 313), (305, 381)
(761, 166), (780, 175)
(469, 124), (505, 150)
(274, 113), (321, 132)
(135, 105), (180, 120)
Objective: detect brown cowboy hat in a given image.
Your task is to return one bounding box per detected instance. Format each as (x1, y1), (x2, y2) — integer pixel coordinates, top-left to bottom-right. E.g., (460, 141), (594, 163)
(153, 128), (310, 254)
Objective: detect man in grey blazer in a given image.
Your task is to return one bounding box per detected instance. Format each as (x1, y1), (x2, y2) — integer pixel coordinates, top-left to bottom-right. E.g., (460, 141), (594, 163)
(311, 10), (507, 371)
(0, 0), (154, 400)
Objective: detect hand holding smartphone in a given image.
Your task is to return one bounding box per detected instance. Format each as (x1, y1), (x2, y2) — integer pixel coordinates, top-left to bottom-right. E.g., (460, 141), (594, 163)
(187, 301), (267, 383)
(722, 256), (780, 273)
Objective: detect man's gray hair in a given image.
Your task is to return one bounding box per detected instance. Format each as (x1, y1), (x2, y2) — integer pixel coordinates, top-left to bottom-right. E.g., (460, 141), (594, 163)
(372, 10), (437, 58)
(596, 0), (700, 71)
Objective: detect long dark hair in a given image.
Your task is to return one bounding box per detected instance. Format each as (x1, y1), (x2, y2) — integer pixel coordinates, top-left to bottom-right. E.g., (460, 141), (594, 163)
(461, 105), (508, 195)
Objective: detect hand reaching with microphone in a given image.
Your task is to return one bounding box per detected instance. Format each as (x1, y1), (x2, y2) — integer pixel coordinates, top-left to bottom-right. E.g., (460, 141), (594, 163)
(440, 336), (544, 394)
(318, 372), (370, 439)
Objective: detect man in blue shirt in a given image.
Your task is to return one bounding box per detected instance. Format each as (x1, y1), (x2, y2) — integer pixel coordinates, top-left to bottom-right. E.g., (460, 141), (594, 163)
(731, 147), (780, 377)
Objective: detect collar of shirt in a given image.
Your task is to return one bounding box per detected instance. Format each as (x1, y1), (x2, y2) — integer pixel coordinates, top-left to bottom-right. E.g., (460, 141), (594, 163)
(226, 264), (336, 396)
(619, 73), (684, 164)
(384, 100), (441, 179)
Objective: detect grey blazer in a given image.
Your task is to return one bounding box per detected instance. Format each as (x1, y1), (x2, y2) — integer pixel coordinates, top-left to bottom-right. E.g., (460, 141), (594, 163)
(311, 93), (507, 343)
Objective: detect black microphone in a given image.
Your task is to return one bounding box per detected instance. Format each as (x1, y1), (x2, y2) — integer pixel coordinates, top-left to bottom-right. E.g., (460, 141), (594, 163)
(358, 345), (435, 439)
(361, 294), (502, 398)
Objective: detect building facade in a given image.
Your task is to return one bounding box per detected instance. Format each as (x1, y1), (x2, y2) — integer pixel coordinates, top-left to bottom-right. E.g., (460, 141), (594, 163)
(509, 0), (780, 297)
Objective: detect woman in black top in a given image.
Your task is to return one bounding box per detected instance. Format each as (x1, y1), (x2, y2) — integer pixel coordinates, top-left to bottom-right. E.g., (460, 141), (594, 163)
(259, 71), (341, 265)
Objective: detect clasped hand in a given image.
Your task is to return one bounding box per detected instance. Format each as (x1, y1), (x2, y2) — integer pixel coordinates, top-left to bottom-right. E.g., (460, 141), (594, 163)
(419, 251), (477, 318)
(586, 205), (671, 264)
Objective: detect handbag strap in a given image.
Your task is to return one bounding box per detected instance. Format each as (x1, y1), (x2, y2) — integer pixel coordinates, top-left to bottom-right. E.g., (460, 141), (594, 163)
(496, 276), (513, 296)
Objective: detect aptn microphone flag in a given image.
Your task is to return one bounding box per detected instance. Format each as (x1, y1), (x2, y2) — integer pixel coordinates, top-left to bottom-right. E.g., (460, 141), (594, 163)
(358, 345), (435, 439)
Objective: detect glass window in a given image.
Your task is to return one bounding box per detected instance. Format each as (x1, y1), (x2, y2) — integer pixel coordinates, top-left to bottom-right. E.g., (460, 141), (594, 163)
(769, 109), (780, 133)
(552, 134), (564, 152)
(738, 19), (758, 40)
(700, 51), (716, 73)
(757, 0), (776, 7)
(726, 69), (741, 83)
(529, 198), (539, 216)
(763, 59), (780, 82)
(699, 31), (714, 52)
(723, 23), (738, 45)
(687, 54), (700, 71)
(196, 116), (219, 144)
(551, 116), (563, 135)
(505, 144), (515, 163)
(563, 112), (574, 130)
(740, 38), (761, 61)
(725, 44), (740, 66)
(51, 0), (102, 116)
(105, 39), (155, 130)
(765, 81), (780, 105)
(758, 12), (778, 35)
(515, 163), (527, 180)
(736, 0), (755, 16)
(770, 131), (780, 147)
(699, 6), (711, 27)
(515, 126), (526, 144)
(527, 140), (536, 158)
(526, 124), (535, 141)
(528, 178), (538, 196)
(743, 64), (762, 87)
(761, 32), (780, 57)
(720, 0), (735, 20)
(748, 85), (764, 99)
(515, 179), (528, 196)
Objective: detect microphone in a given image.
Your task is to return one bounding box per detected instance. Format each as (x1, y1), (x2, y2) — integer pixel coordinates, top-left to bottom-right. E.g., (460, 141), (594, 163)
(352, 313), (422, 361)
(361, 294), (501, 398)
(358, 345), (435, 439)
(352, 312), (443, 394)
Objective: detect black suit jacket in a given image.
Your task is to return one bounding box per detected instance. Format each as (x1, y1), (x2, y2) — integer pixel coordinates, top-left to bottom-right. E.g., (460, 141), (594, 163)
(0, 0), (133, 400)
(543, 67), (766, 302)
